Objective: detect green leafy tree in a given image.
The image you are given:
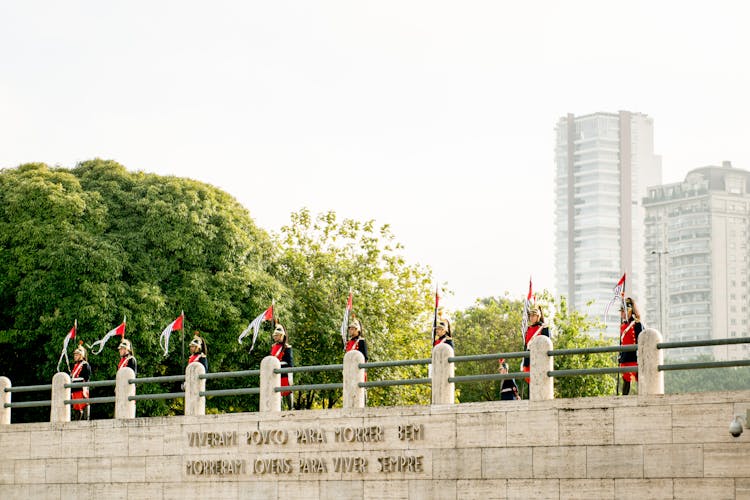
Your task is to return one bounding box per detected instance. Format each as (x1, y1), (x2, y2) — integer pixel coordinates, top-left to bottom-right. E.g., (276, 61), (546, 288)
(271, 209), (434, 409)
(551, 295), (616, 398)
(665, 358), (750, 393)
(452, 295), (525, 402)
(453, 293), (616, 401)
(0, 160), (281, 421)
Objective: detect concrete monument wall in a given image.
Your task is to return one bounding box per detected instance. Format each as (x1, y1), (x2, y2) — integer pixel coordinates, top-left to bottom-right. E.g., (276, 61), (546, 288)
(1, 390), (749, 500)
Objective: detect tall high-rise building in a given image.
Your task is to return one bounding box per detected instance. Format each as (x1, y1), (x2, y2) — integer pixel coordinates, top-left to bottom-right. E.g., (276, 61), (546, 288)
(643, 162), (750, 360)
(554, 111), (662, 336)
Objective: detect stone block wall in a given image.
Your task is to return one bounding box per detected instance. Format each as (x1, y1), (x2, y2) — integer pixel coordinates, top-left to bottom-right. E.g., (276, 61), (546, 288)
(0, 390), (748, 499)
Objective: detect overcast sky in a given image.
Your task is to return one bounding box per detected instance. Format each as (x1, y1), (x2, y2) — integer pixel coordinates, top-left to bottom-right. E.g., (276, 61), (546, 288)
(1, 1), (748, 310)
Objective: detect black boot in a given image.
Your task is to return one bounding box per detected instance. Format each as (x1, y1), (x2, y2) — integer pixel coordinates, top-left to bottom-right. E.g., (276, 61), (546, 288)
(622, 381), (631, 396)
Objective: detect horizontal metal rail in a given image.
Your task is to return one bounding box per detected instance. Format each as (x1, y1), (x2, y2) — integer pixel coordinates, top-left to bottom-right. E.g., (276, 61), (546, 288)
(4, 400), (51, 409)
(658, 337), (750, 349)
(549, 366), (638, 377)
(201, 369), (260, 380)
(276, 364), (343, 374)
(129, 375), (185, 385)
(201, 387), (260, 397)
(360, 359), (431, 369)
(449, 352), (528, 363)
(64, 396), (116, 405)
(129, 392), (184, 402)
(3, 384), (52, 393)
(275, 382), (343, 393)
(549, 345), (637, 356)
(359, 378), (431, 388)
(65, 380), (116, 389)
(659, 359), (750, 371)
(450, 372), (526, 384)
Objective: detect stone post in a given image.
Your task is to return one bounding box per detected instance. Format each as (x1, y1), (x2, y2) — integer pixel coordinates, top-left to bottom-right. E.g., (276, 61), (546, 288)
(184, 362), (206, 416)
(260, 356), (281, 412)
(529, 335), (554, 401)
(431, 343), (455, 405)
(638, 328), (664, 397)
(115, 367), (136, 419)
(51, 372), (71, 423)
(343, 350), (366, 409)
(0, 376), (11, 425)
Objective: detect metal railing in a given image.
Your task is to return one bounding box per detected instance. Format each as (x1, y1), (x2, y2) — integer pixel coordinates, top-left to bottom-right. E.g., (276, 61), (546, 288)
(2, 331), (749, 424)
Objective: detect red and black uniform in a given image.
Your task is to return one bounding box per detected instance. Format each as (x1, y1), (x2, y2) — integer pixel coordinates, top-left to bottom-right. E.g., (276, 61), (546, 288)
(345, 335), (368, 382)
(345, 336), (368, 361)
(433, 336), (454, 349)
(117, 355), (137, 376)
(270, 342), (293, 397)
(619, 317), (642, 383)
(521, 322), (550, 382)
(188, 353), (208, 372)
(70, 360), (91, 416)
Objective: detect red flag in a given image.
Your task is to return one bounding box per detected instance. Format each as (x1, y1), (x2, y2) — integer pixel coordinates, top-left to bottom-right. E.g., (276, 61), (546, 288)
(432, 284), (440, 342)
(89, 316), (127, 355)
(341, 290), (353, 346)
(115, 321), (126, 337)
(56, 320), (78, 372)
(238, 305), (274, 352)
(263, 305), (274, 321)
(604, 273), (627, 320)
(527, 277), (533, 302)
(159, 312), (185, 357)
(521, 276), (532, 340)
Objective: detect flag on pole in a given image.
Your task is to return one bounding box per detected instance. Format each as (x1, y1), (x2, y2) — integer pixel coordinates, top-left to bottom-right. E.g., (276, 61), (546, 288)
(340, 290), (353, 346)
(89, 316), (126, 355)
(604, 273), (627, 320)
(159, 312), (184, 357)
(238, 305), (273, 353)
(521, 276), (532, 341)
(432, 285), (440, 343)
(56, 320), (77, 372)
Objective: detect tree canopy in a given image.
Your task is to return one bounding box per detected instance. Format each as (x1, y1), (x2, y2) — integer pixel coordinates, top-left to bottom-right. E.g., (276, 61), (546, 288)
(453, 293), (616, 401)
(0, 161), (437, 420)
(0, 160), (280, 419)
(271, 208), (435, 408)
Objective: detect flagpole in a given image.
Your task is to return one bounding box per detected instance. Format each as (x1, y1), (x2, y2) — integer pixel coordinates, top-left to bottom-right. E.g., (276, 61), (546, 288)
(182, 314), (186, 369)
(432, 284), (439, 345)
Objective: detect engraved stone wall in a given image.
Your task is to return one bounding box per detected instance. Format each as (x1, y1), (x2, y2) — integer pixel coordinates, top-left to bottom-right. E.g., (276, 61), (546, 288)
(0, 390), (748, 499)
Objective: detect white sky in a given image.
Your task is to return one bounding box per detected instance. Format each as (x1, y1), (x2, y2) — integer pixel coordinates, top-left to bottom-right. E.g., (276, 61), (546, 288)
(1, 1), (748, 309)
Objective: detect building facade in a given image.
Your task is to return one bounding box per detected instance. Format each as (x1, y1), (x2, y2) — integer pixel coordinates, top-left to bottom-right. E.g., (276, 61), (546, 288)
(643, 162), (750, 360)
(554, 111), (661, 336)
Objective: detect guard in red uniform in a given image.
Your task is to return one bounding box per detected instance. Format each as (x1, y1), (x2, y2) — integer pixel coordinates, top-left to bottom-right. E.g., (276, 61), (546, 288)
(433, 317), (454, 349)
(521, 305), (550, 383)
(345, 316), (368, 389)
(345, 317), (368, 361)
(619, 297), (642, 395)
(188, 333), (208, 372)
(117, 339), (137, 376)
(270, 323), (293, 407)
(70, 342), (92, 420)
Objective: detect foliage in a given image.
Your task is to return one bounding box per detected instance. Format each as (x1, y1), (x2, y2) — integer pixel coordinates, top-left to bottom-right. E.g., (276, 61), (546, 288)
(271, 209), (435, 409)
(453, 293), (616, 402)
(452, 295), (524, 402)
(550, 295), (617, 399)
(0, 160), (280, 421)
(665, 355), (750, 393)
